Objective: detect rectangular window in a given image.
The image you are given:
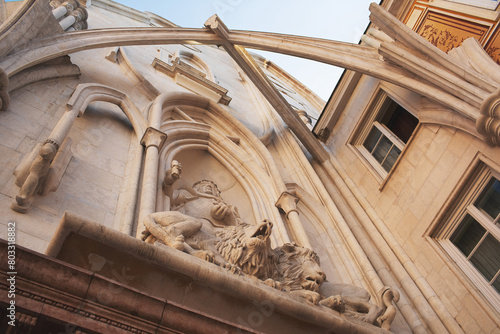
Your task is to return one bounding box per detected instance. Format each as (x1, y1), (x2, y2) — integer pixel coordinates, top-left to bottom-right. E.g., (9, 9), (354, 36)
(432, 161), (500, 310)
(352, 90), (418, 178)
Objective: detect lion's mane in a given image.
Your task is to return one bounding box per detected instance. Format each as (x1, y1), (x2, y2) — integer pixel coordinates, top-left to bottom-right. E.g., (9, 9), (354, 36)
(272, 244), (321, 292)
(215, 223), (274, 280)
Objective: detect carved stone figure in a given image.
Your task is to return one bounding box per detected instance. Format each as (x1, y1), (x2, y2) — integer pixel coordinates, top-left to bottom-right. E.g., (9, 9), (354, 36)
(141, 161), (399, 330)
(143, 161), (272, 274)
(142, 212), (274, 277)
(273, 242), (399, 329)
(271, 243), (327, 304)
(162, 161), (241, 227)
(11, 139), (59, 213)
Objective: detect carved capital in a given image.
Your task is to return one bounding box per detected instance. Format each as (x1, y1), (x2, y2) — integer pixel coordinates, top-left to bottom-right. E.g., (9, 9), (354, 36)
(478, 89), (500, 146)
(140, 127), (167, 150)
(70, 7), (88, 21)
(62, 0), (78, 12)
(275, 191), (299, 218)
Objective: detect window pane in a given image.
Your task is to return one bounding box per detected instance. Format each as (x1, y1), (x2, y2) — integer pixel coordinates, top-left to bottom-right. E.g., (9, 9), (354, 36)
(382, 146), (402, 172)
(469, 234), (500, 282)
(475, 178), (500, 222)
(372, 135), (392, 165)
(385, 105), (419, 144)
(451, 215), (486, 257)
(363, 127), (382, 153)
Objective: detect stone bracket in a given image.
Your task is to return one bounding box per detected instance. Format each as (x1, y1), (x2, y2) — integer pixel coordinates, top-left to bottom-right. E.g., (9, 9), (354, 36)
(275, 191), (300, 218)
(478, 88), (500, 146)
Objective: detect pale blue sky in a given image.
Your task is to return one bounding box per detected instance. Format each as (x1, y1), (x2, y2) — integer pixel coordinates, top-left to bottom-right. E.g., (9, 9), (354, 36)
(114, 0), (378, 100)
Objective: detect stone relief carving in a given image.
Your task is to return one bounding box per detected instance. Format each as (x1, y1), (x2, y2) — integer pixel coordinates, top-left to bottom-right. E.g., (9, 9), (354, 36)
(11, 137), (73, 213)
(273, 242), (400, 329)
(420, 25), (465, 53)
(11, 139), (60, 213)
(142, 160), (273, 275)
(140, 161), (399, 330)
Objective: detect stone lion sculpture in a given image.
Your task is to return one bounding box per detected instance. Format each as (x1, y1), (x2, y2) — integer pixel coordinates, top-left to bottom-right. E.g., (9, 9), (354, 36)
(143, 163), (399, 329)
(273, 242), (400, 329)
(142, 211), (398, 329)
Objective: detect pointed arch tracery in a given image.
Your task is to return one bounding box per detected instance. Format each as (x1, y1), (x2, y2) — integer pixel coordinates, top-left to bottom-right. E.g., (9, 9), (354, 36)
(148, 92), (291, 245)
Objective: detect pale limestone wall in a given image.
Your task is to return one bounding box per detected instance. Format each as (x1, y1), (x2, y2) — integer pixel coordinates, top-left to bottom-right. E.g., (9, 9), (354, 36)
(326, 75), (500, 333)
(0, 2), (329, 257)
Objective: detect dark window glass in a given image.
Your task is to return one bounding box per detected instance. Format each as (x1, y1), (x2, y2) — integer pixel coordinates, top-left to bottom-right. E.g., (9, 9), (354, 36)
(451, 215), (486, 257)
(469, 234), (500, 282)
(379, 100), (418, 143)
(372, 135), (392, 165)
(475, 178), (500, 223)
(364, 127), (381, 153)
(382, 146), (402, 172)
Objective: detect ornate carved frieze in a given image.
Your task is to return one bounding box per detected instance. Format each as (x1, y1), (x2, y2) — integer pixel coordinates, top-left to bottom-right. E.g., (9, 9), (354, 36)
(416, 12), (488, 53)
(485, 24), (500, 64)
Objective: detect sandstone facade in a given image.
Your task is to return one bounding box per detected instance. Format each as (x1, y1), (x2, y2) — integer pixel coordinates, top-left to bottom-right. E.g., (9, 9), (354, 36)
(0, 0), (499, 333)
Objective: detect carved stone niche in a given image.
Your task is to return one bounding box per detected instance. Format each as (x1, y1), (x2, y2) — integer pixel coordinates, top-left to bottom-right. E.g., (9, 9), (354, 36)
(42, 212), (390, 334)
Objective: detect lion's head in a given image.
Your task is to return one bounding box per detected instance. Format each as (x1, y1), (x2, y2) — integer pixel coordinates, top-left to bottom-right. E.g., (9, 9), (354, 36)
(273, 243), (326, 293)
(215, 219), (275, 280)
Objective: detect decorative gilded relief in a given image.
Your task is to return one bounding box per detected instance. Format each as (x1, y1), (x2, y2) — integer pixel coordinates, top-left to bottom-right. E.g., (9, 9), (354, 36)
(417, 12), (489, 53)
(485, 24), (500, 64)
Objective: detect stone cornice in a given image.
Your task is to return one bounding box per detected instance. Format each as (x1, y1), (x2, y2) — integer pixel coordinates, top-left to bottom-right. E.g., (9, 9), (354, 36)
(38, 211), (387, 334)
(152, 57), (231, 105)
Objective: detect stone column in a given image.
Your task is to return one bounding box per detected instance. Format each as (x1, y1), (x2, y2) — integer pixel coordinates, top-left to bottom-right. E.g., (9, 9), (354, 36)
(137, 127), (167, 238)
(275, 191), (312, 249)
(59, 14), (76, 31)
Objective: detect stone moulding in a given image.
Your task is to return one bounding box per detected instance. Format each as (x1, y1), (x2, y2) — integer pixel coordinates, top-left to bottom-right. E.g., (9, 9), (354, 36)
(44, 211), (389, 334)
(152, 57), (232, 105)
(478, 88), (500, 146)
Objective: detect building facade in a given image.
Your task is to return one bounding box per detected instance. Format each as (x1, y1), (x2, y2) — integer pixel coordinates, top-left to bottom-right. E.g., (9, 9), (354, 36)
(0, 0), (499, 333)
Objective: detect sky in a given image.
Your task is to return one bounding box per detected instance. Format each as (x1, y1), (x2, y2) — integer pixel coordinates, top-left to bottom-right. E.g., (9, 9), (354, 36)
(114, 0), (378, 101)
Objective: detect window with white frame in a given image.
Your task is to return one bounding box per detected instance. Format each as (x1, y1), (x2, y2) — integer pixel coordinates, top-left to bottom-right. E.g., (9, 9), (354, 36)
(352, 90), (418, 178)
(433, 161), (500, 310)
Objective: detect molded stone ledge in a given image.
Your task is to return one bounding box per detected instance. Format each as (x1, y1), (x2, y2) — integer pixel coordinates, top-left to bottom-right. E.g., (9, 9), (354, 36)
(152, 57), (232, 105)
(40, 211), (388, 334)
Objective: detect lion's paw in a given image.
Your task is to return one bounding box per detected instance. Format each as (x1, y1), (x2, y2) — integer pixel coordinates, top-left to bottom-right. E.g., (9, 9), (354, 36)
(291, 290), (321, 305)
(263, 278), (282, 290)
(222, 263), (242, 275)
(193, 250), (215, 263)
(319, 295), (345, 313)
